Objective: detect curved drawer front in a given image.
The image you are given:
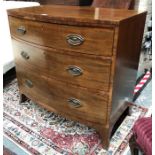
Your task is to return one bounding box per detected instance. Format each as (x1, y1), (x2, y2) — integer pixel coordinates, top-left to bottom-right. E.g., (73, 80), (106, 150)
(12, 39), (47, 71)
(9, 16), (114, 56)
(13, 39), (112, 91)
(16, 66), (108, 125)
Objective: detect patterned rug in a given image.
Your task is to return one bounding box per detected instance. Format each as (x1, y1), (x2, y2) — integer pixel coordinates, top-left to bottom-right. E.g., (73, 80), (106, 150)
(3, 79), (148, 155)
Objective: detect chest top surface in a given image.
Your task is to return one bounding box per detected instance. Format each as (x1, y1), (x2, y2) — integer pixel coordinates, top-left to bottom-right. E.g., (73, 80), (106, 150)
(7, 5), (146, 26)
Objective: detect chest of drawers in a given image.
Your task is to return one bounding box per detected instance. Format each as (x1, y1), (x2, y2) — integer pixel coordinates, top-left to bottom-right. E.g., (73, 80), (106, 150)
(8, 5), (146, 148)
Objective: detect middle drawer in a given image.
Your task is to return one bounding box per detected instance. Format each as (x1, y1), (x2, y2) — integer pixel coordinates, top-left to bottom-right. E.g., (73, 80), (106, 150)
(13, 39), (112, 91)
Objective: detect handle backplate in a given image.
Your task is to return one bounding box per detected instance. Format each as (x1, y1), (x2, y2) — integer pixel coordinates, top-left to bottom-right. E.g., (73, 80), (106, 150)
(66, 34), (84, 46)
(25, 79), (33, 88)
(17, 26), (26, 35)
(67, 97), (81, 108)
(66, 65), (83, 76)
(21, 51), (29, 60)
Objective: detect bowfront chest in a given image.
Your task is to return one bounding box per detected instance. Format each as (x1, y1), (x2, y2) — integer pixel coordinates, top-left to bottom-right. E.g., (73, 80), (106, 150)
(7, 5), (146, 148)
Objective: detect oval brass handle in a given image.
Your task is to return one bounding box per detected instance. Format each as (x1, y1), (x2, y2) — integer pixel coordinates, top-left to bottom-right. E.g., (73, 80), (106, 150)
(66, 66), (83, 76)
(67, 97), (81, 108)
(25, 79), (33, 88)
(66, 34), (84, 46)
(21, 51), (30, 60)
(17, 26), (26, 35)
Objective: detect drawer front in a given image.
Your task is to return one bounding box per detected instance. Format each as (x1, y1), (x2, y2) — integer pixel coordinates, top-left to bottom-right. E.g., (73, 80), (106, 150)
(16, 66), (108, 124)
(13, 39), (112, 91)
(9, 16), (114, 56)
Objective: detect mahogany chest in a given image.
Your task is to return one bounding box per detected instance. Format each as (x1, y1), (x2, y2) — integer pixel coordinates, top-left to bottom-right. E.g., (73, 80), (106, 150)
(7, 5), (146, 148)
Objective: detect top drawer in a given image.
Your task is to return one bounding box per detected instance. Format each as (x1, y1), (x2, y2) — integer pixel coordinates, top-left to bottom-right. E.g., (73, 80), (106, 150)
(9, 16), (114, 56)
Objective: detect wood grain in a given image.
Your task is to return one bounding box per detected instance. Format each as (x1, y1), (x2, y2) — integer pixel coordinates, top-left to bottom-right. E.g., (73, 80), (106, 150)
(110, 13), (147, 119)
(16, 65), (109, 125)
(7, 5), (146, 27)
(13, 39), (112, 91)
(9, 16), (114, 56)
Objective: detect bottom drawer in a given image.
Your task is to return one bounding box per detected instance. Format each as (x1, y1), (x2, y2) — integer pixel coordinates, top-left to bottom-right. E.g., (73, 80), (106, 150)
(16, 66), (109, 125)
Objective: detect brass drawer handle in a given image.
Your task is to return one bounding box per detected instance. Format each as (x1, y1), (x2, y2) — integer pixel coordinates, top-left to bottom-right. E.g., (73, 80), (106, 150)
(21, 51), (30, 60)
(66, 66), (83, 76)
(25, 79), (33, 88)
(17, 26), (26, 35)
(66, 34), (84, 46)
(67, 97), (81, 108)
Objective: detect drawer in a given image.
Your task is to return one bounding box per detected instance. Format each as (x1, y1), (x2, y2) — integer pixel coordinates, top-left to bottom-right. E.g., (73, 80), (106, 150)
(13, 39), (112, 91)
(9, 16), (114, 56)
(16, 65), (109, 125)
